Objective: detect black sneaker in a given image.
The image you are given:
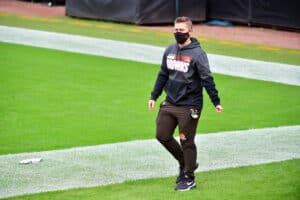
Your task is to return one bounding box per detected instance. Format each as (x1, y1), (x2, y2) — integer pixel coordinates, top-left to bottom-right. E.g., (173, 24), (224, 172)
(175, 174), (196, 191)
(175, 162), (199, 184)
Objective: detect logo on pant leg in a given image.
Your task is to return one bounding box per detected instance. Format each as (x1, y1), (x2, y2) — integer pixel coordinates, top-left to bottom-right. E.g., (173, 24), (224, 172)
(179, 133), (187, 141)
(190, 108), (199, 119)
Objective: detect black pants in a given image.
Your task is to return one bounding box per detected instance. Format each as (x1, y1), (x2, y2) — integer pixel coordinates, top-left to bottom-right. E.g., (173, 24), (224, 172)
(156, 101), (200, 177)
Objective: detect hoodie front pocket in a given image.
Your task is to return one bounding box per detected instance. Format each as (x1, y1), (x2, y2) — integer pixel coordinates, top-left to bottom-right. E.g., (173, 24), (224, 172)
(165, 80), (187, 102)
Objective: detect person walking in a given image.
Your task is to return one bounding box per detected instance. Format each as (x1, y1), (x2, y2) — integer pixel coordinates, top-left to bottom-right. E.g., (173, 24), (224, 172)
(148, 16), (223, 191)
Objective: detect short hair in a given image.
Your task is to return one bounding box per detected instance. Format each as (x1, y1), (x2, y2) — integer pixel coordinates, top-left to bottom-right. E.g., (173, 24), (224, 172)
(174, 16), (193, 30)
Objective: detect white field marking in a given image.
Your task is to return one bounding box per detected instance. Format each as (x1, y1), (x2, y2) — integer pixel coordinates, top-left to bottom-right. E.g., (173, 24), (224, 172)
(0, 126), (299, 198)
(0, 25), (300, 86)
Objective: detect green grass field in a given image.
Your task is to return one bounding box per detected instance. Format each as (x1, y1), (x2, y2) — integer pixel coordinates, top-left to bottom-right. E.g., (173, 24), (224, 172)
(0, 13), (299, 200)
(1, 42), (299, 155)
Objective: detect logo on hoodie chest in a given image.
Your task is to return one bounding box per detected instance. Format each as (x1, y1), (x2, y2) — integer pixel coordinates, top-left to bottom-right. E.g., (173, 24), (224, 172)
(166, 54), (192, 73)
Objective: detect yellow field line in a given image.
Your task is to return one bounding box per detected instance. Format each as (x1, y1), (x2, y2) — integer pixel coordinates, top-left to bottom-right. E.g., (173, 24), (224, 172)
(0, 13), (10, 16)
(196, 36), (209, 42)
(220, 40), (245, 47)
(94, 24), (114, 29)
(69, 21), (93, 27)
(20, 15), (63, 23)
(287, 50), (300, 55)
(256, 45), (281, 51)
(128, 28), (143, 33)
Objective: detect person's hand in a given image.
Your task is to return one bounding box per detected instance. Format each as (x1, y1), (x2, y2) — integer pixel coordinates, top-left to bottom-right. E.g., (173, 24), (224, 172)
(148, 100), (155, 111)
(216, 105), (223, 113)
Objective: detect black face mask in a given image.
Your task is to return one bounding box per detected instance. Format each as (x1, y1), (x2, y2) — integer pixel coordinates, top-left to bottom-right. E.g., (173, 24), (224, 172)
(174, 32), (190, 44)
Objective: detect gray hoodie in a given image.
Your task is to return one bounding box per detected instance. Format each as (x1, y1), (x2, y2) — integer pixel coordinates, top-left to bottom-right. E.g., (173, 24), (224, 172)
(150, 37), (220, 110)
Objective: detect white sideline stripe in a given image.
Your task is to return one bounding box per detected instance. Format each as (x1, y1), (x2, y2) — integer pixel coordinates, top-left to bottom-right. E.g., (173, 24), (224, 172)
(0, 25), (299, 86)
(0, 126), (299, 198)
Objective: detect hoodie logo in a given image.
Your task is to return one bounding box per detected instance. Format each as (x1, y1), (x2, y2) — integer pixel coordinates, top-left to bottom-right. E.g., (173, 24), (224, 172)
(167, 54), (192, 73)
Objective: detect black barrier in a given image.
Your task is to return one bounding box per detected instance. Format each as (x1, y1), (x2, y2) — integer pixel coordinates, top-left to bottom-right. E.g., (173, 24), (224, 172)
(251, 0), (300, 30)
(66, 0), (206, 24)
(21, 0), (65, 6)
(207, 0), (250, 23)
(65, 0), (299, 29)
(207, 0), (300, 30)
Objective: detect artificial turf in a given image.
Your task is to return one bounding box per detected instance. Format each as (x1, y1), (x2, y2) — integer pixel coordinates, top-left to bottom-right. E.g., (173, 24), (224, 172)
(4, 159), (300, 200)
(0, 12), (299, 200)
(0, 42), (299, 154)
